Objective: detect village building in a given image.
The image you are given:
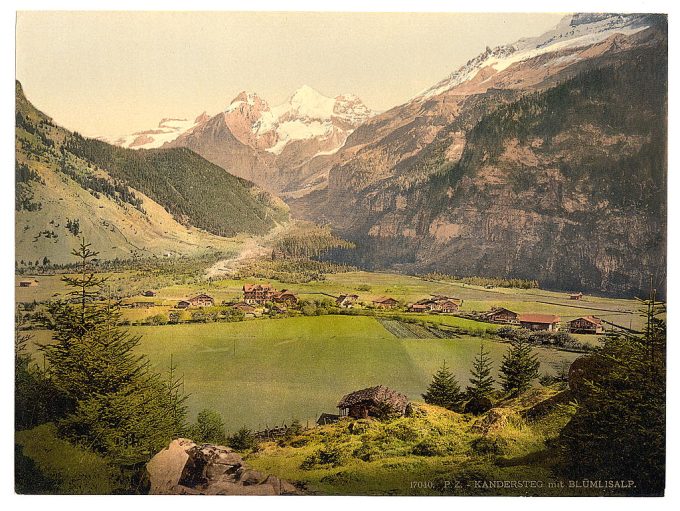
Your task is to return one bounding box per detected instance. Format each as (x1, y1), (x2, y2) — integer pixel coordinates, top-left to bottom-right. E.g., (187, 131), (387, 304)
(408, 303), (430, 313)
(410, 296), (462, 313)
(336, 294), (359, 308)
(482, 307), (520, 324)
(176, 300), (191, 309)
(518, 313), (561, 331)
(243, 283), (275, 304)
(337, 385), (409, 419)
(272, 290), (298, 306)
(569, 292), (584, 300)
(316, 413), (340, 426)
(142, 290), (157, 297)
(232, 302), (256, 313)
(18, 279), (38, 287)
(439, 300), (460, 314)
(372, 297), (399, 309)
(188, 294), (215, 307)
(568, 316), (604, 334)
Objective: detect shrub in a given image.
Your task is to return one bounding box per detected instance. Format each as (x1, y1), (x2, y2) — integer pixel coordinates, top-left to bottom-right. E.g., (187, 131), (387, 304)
(470, 436), (509, 455)
(189, 409), (226, 444)
(412, 436), (457, 457)
(226, 427), (257, 452)
(385, 422), (422, 443)
(464, 396), (494, 415)
(301, 443), (348, 469)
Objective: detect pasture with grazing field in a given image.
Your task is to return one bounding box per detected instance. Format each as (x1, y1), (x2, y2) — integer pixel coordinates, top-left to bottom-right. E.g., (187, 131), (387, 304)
(127, 316), (578, 431)
(20, 267), (648, 432)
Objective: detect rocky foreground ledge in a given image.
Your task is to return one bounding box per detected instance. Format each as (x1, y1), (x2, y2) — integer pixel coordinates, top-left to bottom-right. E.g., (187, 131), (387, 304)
(146, 438), (299, 495)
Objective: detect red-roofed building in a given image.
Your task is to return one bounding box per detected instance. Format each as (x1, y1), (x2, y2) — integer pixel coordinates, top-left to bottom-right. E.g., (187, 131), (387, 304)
(519, 313), (561, 331)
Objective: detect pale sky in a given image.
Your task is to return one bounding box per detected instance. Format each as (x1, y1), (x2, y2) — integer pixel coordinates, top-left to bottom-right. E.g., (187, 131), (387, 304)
(16, 12), (566, 139)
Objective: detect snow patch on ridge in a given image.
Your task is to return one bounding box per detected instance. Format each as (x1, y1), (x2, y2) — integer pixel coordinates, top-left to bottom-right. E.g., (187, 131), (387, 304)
(416, 13), (651, 100)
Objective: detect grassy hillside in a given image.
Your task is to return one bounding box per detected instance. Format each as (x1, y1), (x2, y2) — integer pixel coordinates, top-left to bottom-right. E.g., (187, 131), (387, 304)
(15, 81), (288, 264)
(246, 394), (606, 496)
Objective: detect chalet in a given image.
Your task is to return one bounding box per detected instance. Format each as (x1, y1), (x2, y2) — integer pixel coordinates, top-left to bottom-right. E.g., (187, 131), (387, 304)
(410, 296), (462, 313)
(142, 290), (157, 297)
(232, 302), (256, 313)
(337, 385), (409, 419)
(176, 300), (191, 309)
(243, 283), (274, 304)
(568, 316), (604, 334)
(372, 297), (399, 309)
(430, 295), (463, 307)
(188, 294), (214, 307)
(518, 313), (561, 332)
(439, 300), (460, 314)
(408, 303), (430, 313)
(316, 413), (340, 426)
(482, 307), (519, 324)
(272, 290), (298, 306)
(18, 280), (38, 287)
(569, 292), (583, 301)
(336, 294), (359, 308)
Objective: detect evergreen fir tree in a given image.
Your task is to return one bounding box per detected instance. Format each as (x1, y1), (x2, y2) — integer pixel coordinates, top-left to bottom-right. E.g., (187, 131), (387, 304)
(466, 343), (495, 400)
(422, 361), (465, 410)
(499, 337), (540, 396)
(558, 290), (665, 495)
(40, 238), (187, 464)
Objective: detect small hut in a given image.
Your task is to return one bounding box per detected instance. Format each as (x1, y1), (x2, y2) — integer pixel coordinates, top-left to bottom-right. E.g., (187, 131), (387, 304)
(337, 385), (409, 419)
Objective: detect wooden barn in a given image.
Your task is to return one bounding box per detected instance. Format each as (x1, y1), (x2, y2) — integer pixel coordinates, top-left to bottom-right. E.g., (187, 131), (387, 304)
(439, 300), (460, 314)
(18, 279), (38, 287)
(569, 292), (583, 300)
(568, 316), (604, 334)
(243, 283), (275, 304)
(372, 297), (399, 309)
(188, 294), (214, 307)
(176, 300), (190, 309)
(483, 307), (519, 324)
(519, 313), (561, 331)
(408, 303), (430, 313)
(232, 302), (256, 313)
(142, 290), (157, 297)
(272, 289), (298, 306)
(337, 385), (409, 419)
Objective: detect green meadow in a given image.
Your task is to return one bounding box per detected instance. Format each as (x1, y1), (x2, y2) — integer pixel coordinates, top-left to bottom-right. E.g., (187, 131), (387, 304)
(127, 316), (577, 431)
(21, 268), (646, 432)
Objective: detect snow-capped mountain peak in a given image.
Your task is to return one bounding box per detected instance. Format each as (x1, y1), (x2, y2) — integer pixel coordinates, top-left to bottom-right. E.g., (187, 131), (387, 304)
(416, 13), (653, 100)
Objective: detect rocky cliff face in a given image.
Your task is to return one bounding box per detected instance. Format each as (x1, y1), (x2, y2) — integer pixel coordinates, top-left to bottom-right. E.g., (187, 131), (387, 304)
(292, 15), (666, 297)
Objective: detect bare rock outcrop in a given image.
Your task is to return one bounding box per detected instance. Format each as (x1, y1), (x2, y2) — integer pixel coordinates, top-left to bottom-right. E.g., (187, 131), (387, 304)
(146, 439), (298, 495)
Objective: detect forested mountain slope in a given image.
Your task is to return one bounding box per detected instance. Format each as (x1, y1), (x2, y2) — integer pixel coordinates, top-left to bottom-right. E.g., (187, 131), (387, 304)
(292, 18), (666, 296)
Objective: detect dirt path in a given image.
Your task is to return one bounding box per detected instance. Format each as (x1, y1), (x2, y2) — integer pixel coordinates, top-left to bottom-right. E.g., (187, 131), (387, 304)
(204, 222), (290, 278)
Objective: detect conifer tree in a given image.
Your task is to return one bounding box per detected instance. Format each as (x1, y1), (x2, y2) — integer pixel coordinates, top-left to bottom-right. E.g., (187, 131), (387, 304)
(40, 238), (186, 464)
(466, 343), (495, 400)
(558, 290), (665, 495)
(499, 337), (540, 396)
(422, 361), (465, 410)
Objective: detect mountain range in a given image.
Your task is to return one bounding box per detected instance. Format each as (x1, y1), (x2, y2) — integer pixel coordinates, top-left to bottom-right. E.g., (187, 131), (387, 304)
(15, 82), (288, 265)
(109, 86), (374, 194)
(17, 13), (667, 296)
